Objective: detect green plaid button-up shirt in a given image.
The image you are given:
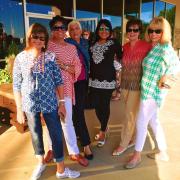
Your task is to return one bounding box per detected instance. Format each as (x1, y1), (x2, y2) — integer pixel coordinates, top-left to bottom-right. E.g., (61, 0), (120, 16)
(141, 43), (180, 107)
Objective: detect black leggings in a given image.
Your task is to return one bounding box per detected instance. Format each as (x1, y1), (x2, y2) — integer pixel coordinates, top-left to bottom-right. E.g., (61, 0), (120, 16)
(91, 88), (113, 132)
(73, 80), (91, 147)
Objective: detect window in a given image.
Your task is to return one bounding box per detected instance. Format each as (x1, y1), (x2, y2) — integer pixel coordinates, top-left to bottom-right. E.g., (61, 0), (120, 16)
(155, 0), (166, 17)
(0, 0), (24, 60)
(103, 0), (123, 43)
(26, 3), (52, 14)
(125, 0), (140, 19)
(76, 0), (101, 33)
(166, 3), (175, 40)
(141, 0), (154, 38)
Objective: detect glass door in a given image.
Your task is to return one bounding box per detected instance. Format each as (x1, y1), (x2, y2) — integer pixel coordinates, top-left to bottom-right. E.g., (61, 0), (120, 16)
(26, 12), (53, 33)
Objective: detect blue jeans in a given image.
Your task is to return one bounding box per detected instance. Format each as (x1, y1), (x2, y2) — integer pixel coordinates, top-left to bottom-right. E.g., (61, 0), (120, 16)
(26, 110), (64, 162)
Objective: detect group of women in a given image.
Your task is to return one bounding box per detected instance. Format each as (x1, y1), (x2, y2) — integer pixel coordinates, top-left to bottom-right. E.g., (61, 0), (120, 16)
(13, 15), (180, 179)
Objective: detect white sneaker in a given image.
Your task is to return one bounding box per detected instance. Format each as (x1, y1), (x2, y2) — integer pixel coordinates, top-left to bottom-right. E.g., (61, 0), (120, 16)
(56, 168), (80, 179)
(31, 164), (46, 180)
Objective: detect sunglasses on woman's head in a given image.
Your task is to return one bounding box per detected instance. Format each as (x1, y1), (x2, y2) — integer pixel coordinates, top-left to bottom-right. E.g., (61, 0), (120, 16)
(148, 29), (162, 34)
(126, 28), (139, 33)
(52, 25), (67, 31)
(31, 34), (45, 41)
(99, 26), (110, 32)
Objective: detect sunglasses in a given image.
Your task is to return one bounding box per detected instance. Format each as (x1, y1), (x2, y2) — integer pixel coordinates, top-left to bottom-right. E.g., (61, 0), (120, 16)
(52, 25), (67, 31)
(126, 28), (139, 33)
(148, 29), (162, 34)
(99, 27), (110, 32)
(31, 35), (45, 41)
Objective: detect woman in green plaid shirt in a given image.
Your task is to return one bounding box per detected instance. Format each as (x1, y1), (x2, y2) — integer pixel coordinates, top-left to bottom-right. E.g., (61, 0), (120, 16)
(125, 17), (180, 169)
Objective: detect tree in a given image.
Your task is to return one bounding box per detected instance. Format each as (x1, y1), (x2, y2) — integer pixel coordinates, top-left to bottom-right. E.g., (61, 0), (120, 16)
(159, 7), (175, 33)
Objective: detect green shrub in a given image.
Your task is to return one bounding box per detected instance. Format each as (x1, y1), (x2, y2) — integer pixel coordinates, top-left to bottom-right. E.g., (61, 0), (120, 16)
(0, 41), (18, 85)
(0, 68), (12, 85)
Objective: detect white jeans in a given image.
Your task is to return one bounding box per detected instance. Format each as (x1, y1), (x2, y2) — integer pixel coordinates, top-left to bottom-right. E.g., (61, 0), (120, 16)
(135, 98), (167, 152)
(45, 97), (79, 155)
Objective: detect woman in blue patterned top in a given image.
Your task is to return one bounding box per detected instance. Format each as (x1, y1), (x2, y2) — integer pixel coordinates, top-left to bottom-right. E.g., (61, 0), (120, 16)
(125, 17), (180, 169)
(13, 23), (80, 179)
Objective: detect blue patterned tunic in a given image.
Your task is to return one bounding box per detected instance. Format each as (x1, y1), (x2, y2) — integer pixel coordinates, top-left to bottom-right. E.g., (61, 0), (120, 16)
(13, 50), (63, 113)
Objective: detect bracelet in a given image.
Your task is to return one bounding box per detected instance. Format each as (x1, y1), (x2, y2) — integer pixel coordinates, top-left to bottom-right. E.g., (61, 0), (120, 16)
(59, 99), (65, 102)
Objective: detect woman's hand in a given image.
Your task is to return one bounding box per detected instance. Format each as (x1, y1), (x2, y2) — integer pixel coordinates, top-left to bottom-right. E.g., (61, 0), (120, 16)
(158, 75), (176, 89)
(58, 59), (75, 74)
(64, 64), (75, 74)
(16, 108), (26, 124)
(58, 103), (66, 122)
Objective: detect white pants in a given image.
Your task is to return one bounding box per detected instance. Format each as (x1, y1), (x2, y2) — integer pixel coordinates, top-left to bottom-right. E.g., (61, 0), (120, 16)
(135, 98), (167, 152)
(45, 97), (79, 155)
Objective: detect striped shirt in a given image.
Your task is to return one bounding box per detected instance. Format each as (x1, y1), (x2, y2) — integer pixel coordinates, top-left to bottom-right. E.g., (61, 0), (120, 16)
(141, 43), (180, 107)
(48, 41), (81, 104)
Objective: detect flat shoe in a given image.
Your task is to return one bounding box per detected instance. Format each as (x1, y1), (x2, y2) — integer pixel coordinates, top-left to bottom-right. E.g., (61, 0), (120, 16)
(44, 150), (54, 163)
(124, 158), (141, 169)
(147, 153), (169, 162)
(70, 154), (89, 167)
(112, 147), (127, 156)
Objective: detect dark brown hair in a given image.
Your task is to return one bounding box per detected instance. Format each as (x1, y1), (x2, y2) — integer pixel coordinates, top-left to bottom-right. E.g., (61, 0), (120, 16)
(126, 19), (143, 33)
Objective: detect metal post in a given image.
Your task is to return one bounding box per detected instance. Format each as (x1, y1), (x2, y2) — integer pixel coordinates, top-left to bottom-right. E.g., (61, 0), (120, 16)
(73, 0), (76, 19)
(139, 0), (142, 19)
(121, 0), (125, 45)
(153, 0), (156, 18)
(164, 2), (167, 19)
(22, 0), (28, 37)
(101, 0), (103, 19)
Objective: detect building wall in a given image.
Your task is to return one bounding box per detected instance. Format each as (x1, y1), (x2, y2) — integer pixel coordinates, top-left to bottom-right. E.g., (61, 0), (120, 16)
(167, 0), (180, 27)
(166, 0), (180, 49)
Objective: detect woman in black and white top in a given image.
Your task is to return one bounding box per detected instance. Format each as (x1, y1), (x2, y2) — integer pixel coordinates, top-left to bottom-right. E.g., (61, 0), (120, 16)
(89, 19), (122, 147)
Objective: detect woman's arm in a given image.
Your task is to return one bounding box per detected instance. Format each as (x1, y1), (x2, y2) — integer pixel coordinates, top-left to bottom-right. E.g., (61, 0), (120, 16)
(56, 85), (66, 122)
(57, 59), (75, 74)
(51, 58), (66, 121)
(13, 54), (26, 124)
(159, 46), (180, 89)
(14, 92), (26, 124)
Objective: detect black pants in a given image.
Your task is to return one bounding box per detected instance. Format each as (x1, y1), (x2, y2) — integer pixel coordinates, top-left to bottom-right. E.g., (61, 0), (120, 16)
(73, 80), (91, 147)
(91, 88), (113, 132)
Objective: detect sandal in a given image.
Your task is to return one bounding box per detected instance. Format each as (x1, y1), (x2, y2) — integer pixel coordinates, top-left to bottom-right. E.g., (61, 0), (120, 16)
(95, 133), (100, 140)
(97, 139), (106, 147)
(84, 146), (94, 160)
(95, 127), (109, 141)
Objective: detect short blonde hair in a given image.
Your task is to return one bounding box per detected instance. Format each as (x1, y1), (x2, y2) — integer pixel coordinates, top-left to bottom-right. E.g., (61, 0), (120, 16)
(68, 20), (82, 32)
(145, 16), (172, 44)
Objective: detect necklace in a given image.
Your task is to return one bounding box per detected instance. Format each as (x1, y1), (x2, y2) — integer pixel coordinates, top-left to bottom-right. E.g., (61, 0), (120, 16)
(31, 52), (45, 89)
